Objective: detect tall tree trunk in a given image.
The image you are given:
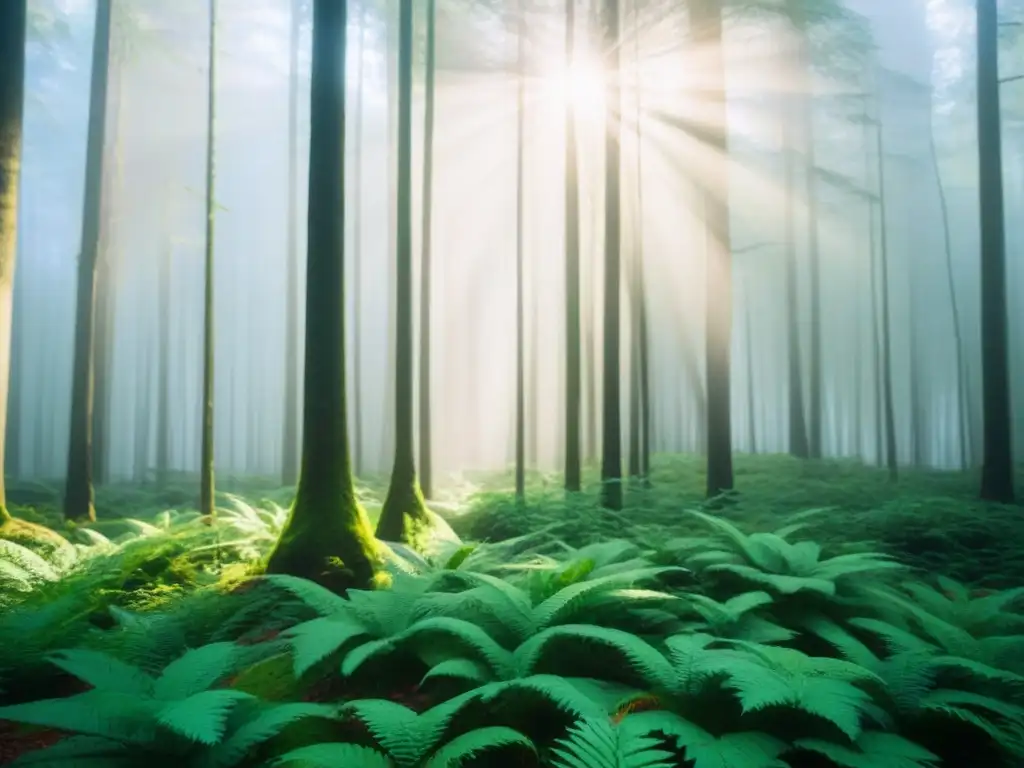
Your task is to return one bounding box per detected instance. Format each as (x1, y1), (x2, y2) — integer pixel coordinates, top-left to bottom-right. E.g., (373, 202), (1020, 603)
(156, 237), (171, 486)
(352, 2), (366, 474)
(266, 0), (381, 589)
(781, 86), (809, 459)
(64, 0), (112, 522)
(873, 93), (898, 481)
(377, 0), (430, 545)
(861, 98), (884, 465)
(633, 0), (650, 482)
(692, 0), (734, 498)
(419, 0), (437, 499)
(0, 0), (26, 522)
(199, 0), (217, 517)
(926, 111), (969, 469)
(514, 0), (526, 501)
(563, 0), (582, 492)
(745, 288), (757, 453)
(599, 0), (623, 511)
(281, 0), (301, 486)
(976, 0), (1014, 502)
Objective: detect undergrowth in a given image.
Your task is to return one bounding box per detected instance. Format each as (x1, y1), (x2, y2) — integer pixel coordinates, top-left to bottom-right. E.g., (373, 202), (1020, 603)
(1, 455), (1021, 766)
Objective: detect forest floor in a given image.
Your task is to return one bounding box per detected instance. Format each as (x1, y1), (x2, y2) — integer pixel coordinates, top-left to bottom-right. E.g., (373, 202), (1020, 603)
(1, 454), (1022, 766)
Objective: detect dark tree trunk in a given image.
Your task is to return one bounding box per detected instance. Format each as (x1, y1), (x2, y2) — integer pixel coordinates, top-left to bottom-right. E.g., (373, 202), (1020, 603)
(0, 0), (26, 521)
(266, 0), (381, 589)
(418, 0), (437, 499)
(563, 0), (582, 492)
(599, 0), (623, 511)
(64, 0), (112, 522)
(281, 0), (301, 486)
(377, 0), (430, 545)
(976, 0), (1014, 502)
(691, 0), (734, 498)
(352, 2), (366, 475)
(745, 290), (757, 454)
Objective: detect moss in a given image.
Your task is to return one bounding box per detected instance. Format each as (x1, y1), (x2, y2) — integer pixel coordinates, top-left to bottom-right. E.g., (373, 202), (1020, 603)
(0, 515), (73, 556)
(264, 496), (383, 592)
(376, 473), (434, 550)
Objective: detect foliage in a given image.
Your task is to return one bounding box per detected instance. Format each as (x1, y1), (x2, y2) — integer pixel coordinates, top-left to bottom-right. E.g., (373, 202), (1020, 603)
(2, 466), (1023, 766)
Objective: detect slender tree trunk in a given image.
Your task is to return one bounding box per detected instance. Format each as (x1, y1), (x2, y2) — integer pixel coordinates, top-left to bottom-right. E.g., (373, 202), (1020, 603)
(563, 0), (582, 492)
(781, 90), (809, 459)
(353, 2), (366, 474)
(0, 0), (26, 522)
(926, 112), (969, 469)
(419, 0), (437, 499)
(266, 0), (381, 588)
(514, 0), (526, 501)
(745, 289), (757, 453)
(633, 1), (650, 482)
(976, 0), (1014, 502)
(156, 237), (171, 486)
(64, 0), (112, 522)
(692, 0), (734, 498)
(377, 0), (430, 545)
(873, 95), (898, 481)
(199, 0), (217, 517)
(281, 0), (301, 486)
(599, 0), (623, 511)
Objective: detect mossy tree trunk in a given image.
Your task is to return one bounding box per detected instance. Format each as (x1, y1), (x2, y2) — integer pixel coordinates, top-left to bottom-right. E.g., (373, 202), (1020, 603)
(0, 0), (26, 524)
(419, 0), (437, 500)
(599, 0), (623, 511)
(563, 0), (582, 493)
(976, 0), (1014, 503)
(64, 0), (112, 523)
(514, 0), (526, 502)
(377, 0), (430, 546)
(691, 0), (734, 498)
(199, 0), (217, 518)
(281, 0), (301, 487)
(352, 1), (366, 476)
(266, 0), (381, 589)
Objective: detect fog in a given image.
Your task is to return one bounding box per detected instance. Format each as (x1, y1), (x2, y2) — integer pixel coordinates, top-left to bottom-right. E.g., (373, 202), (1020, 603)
(9, 0), (1024, 488)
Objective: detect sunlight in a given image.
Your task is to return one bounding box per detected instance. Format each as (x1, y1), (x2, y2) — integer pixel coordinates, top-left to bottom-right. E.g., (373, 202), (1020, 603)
(538, 58), (606, 124)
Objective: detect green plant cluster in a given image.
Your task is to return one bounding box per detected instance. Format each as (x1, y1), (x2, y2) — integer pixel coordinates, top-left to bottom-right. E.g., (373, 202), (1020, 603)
(1, 503), (1022, 767)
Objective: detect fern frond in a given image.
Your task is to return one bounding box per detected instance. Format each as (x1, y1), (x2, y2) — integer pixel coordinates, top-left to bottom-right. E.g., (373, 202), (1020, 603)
(514, 624), (675, 691)
(283, 614), (372, 678)
(423, 726), (536, 766)
(0, 691), (159, 742)
(154, 642), (240, 699)
(550, 717), (675, 768)
(622, 710), (788, 768)
(259, 574), (349, 616)
(45, 649), (155, 696)
(199, 702), (341, 768)
(155, 689), (255, 745)
(795, 731), (941, 767)
(271, 743), (394, 767)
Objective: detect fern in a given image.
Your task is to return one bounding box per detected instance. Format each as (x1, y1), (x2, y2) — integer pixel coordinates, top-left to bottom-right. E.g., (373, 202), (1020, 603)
(622, 710), (788, 768)
(550, 717), (675, 768)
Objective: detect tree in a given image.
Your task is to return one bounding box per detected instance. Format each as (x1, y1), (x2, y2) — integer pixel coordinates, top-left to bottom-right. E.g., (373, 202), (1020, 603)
(281, 0), (302, 487)
(976, 0), (1014, 503)
(0, 0), (26, 524)
(376, 0), (432, 545)
(419, 0), (438, 500)
(64, 0), (112, 523)
(266, 0), (382, 588)
(514, 0), (526, 501)
(199, 0), (217, 517)
(599, 0), (623, 511)
(563, 0), (582, 493)
(691, 0), (733, 498)
(352, 1), (366, 474)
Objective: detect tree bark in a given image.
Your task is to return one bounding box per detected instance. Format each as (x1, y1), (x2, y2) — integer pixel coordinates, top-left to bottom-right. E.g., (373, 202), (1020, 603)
(266, 0), (381, 589)
(563, 0), (582, 492)
(976, 0), (1014, 502)
(0, 0), (26, 522)
(199, 0), (217, 517)
(64, 0), (112, 522)
(377, 0), (431, 545)
(419, 0), (437, 500)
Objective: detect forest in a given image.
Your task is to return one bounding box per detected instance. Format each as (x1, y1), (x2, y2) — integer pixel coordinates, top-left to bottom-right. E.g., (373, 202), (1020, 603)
(0, 0), (1023, 765)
